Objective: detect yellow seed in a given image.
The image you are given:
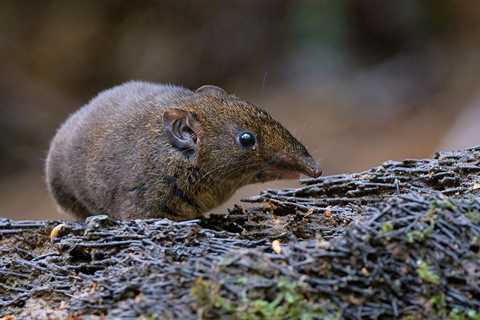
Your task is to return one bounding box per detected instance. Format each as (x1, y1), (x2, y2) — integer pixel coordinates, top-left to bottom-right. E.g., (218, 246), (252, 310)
(361, 267), (370, 276)
(272, 240), (282, 254)
(50, 223), (67, 241)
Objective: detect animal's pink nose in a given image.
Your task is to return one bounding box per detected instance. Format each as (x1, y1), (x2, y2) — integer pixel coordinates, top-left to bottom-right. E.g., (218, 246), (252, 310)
(301, 159), (322, 178)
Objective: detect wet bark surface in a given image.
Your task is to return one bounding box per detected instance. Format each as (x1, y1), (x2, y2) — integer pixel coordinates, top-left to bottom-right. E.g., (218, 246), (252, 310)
(1, 147), (480, 319)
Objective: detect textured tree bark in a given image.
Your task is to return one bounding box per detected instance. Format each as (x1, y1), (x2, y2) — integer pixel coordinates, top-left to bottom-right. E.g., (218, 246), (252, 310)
(1, 146), (479, 319)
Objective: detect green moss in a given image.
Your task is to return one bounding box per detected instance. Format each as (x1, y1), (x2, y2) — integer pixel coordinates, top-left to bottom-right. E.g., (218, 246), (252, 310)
(406, 224), (434, 243)
(381, 222), (394, 234)
(430, 293), (445, 308)
(430, 293), (447, 317)
(416, 260), (440, 285)
(236, 277), (248, 286)
(433, 199), (456, 211)
(191, 277), (339, 320)
(448, 308), (480, 320)
(465, 211), (480, 224)
(191, 277), (223, 313)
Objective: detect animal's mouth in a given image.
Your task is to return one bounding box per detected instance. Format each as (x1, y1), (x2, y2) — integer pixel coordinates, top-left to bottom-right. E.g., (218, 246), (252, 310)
(255, 155), (322, 182)
(256, 167), (302, 181)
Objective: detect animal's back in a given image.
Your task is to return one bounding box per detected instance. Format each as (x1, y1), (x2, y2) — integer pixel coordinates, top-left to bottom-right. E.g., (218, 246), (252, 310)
(46, 81), (192, 218)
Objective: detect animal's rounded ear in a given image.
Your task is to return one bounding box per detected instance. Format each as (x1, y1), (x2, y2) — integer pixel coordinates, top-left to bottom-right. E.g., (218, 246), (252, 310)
(195, 85), (227, 97)
(163, 108), (202, 152)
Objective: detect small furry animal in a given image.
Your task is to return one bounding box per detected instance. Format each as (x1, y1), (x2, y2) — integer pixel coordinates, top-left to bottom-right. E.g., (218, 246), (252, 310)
(46, 82), (322, 220)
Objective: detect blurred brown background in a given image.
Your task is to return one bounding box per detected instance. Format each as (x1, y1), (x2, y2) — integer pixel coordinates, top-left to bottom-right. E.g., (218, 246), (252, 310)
(1, 1), (479, 220)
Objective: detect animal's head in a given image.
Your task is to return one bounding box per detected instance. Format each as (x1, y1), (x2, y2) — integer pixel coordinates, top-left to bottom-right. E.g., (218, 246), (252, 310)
(162, 85), (322, 187)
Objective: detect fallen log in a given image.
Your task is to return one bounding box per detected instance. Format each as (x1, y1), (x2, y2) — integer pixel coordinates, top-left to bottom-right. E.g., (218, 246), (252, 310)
(1, 147), (480, 319)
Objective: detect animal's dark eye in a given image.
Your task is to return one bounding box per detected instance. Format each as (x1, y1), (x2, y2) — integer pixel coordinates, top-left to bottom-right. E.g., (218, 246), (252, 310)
(238, 132), (256, 148)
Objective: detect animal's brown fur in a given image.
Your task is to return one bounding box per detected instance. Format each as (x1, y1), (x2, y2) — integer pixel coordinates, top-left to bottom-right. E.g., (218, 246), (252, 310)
(46, 81), (321, 220)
